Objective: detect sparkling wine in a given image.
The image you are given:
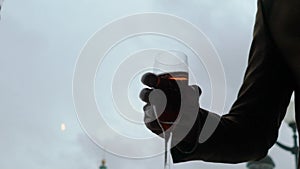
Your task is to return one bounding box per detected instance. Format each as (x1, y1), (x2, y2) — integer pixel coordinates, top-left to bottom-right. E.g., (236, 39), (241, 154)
(156, 71), (188, 130)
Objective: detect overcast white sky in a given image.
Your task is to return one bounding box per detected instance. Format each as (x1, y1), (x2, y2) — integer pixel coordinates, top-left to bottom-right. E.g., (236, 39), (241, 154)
(0, 0), (296, 169)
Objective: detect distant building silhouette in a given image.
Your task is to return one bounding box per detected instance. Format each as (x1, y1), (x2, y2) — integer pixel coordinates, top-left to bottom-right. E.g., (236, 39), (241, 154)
(0, 0), (3, 19)
(99, 159), (107, 169)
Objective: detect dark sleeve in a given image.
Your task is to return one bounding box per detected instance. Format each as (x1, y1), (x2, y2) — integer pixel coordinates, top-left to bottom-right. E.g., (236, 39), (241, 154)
(171, 0), (295, 163)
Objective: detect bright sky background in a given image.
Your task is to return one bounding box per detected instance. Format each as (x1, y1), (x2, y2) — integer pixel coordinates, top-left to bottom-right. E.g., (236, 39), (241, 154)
(0, 0), (296, 169)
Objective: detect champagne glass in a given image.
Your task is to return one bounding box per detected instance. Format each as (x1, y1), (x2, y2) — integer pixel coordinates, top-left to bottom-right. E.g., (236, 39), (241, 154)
(153, 50), (189, 169)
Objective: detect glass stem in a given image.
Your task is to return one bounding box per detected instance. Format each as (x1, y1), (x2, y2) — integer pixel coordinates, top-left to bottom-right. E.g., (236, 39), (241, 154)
(164, 132), (171, 169)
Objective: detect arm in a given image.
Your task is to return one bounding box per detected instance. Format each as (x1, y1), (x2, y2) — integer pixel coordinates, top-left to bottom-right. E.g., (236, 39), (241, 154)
(171, 0), (295, 163)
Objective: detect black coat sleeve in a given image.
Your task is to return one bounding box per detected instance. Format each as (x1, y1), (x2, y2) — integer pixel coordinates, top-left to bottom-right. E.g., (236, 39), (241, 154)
(171, 0), (296, 163)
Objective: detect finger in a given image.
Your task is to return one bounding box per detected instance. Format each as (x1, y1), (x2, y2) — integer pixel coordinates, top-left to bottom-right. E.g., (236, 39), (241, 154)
(143, 104), (163, 135)
(191, 85), (202, 96)
(141, 73), (158, 87)
(143, 103), (156, 123)
(149, 89), (167, 118)
(139, 88), (152, 103)
(145, 120), (163, 136)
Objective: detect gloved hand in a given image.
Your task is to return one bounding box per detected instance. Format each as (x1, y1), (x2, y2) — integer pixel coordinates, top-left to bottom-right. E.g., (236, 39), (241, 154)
(140, 72), (203, 152)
